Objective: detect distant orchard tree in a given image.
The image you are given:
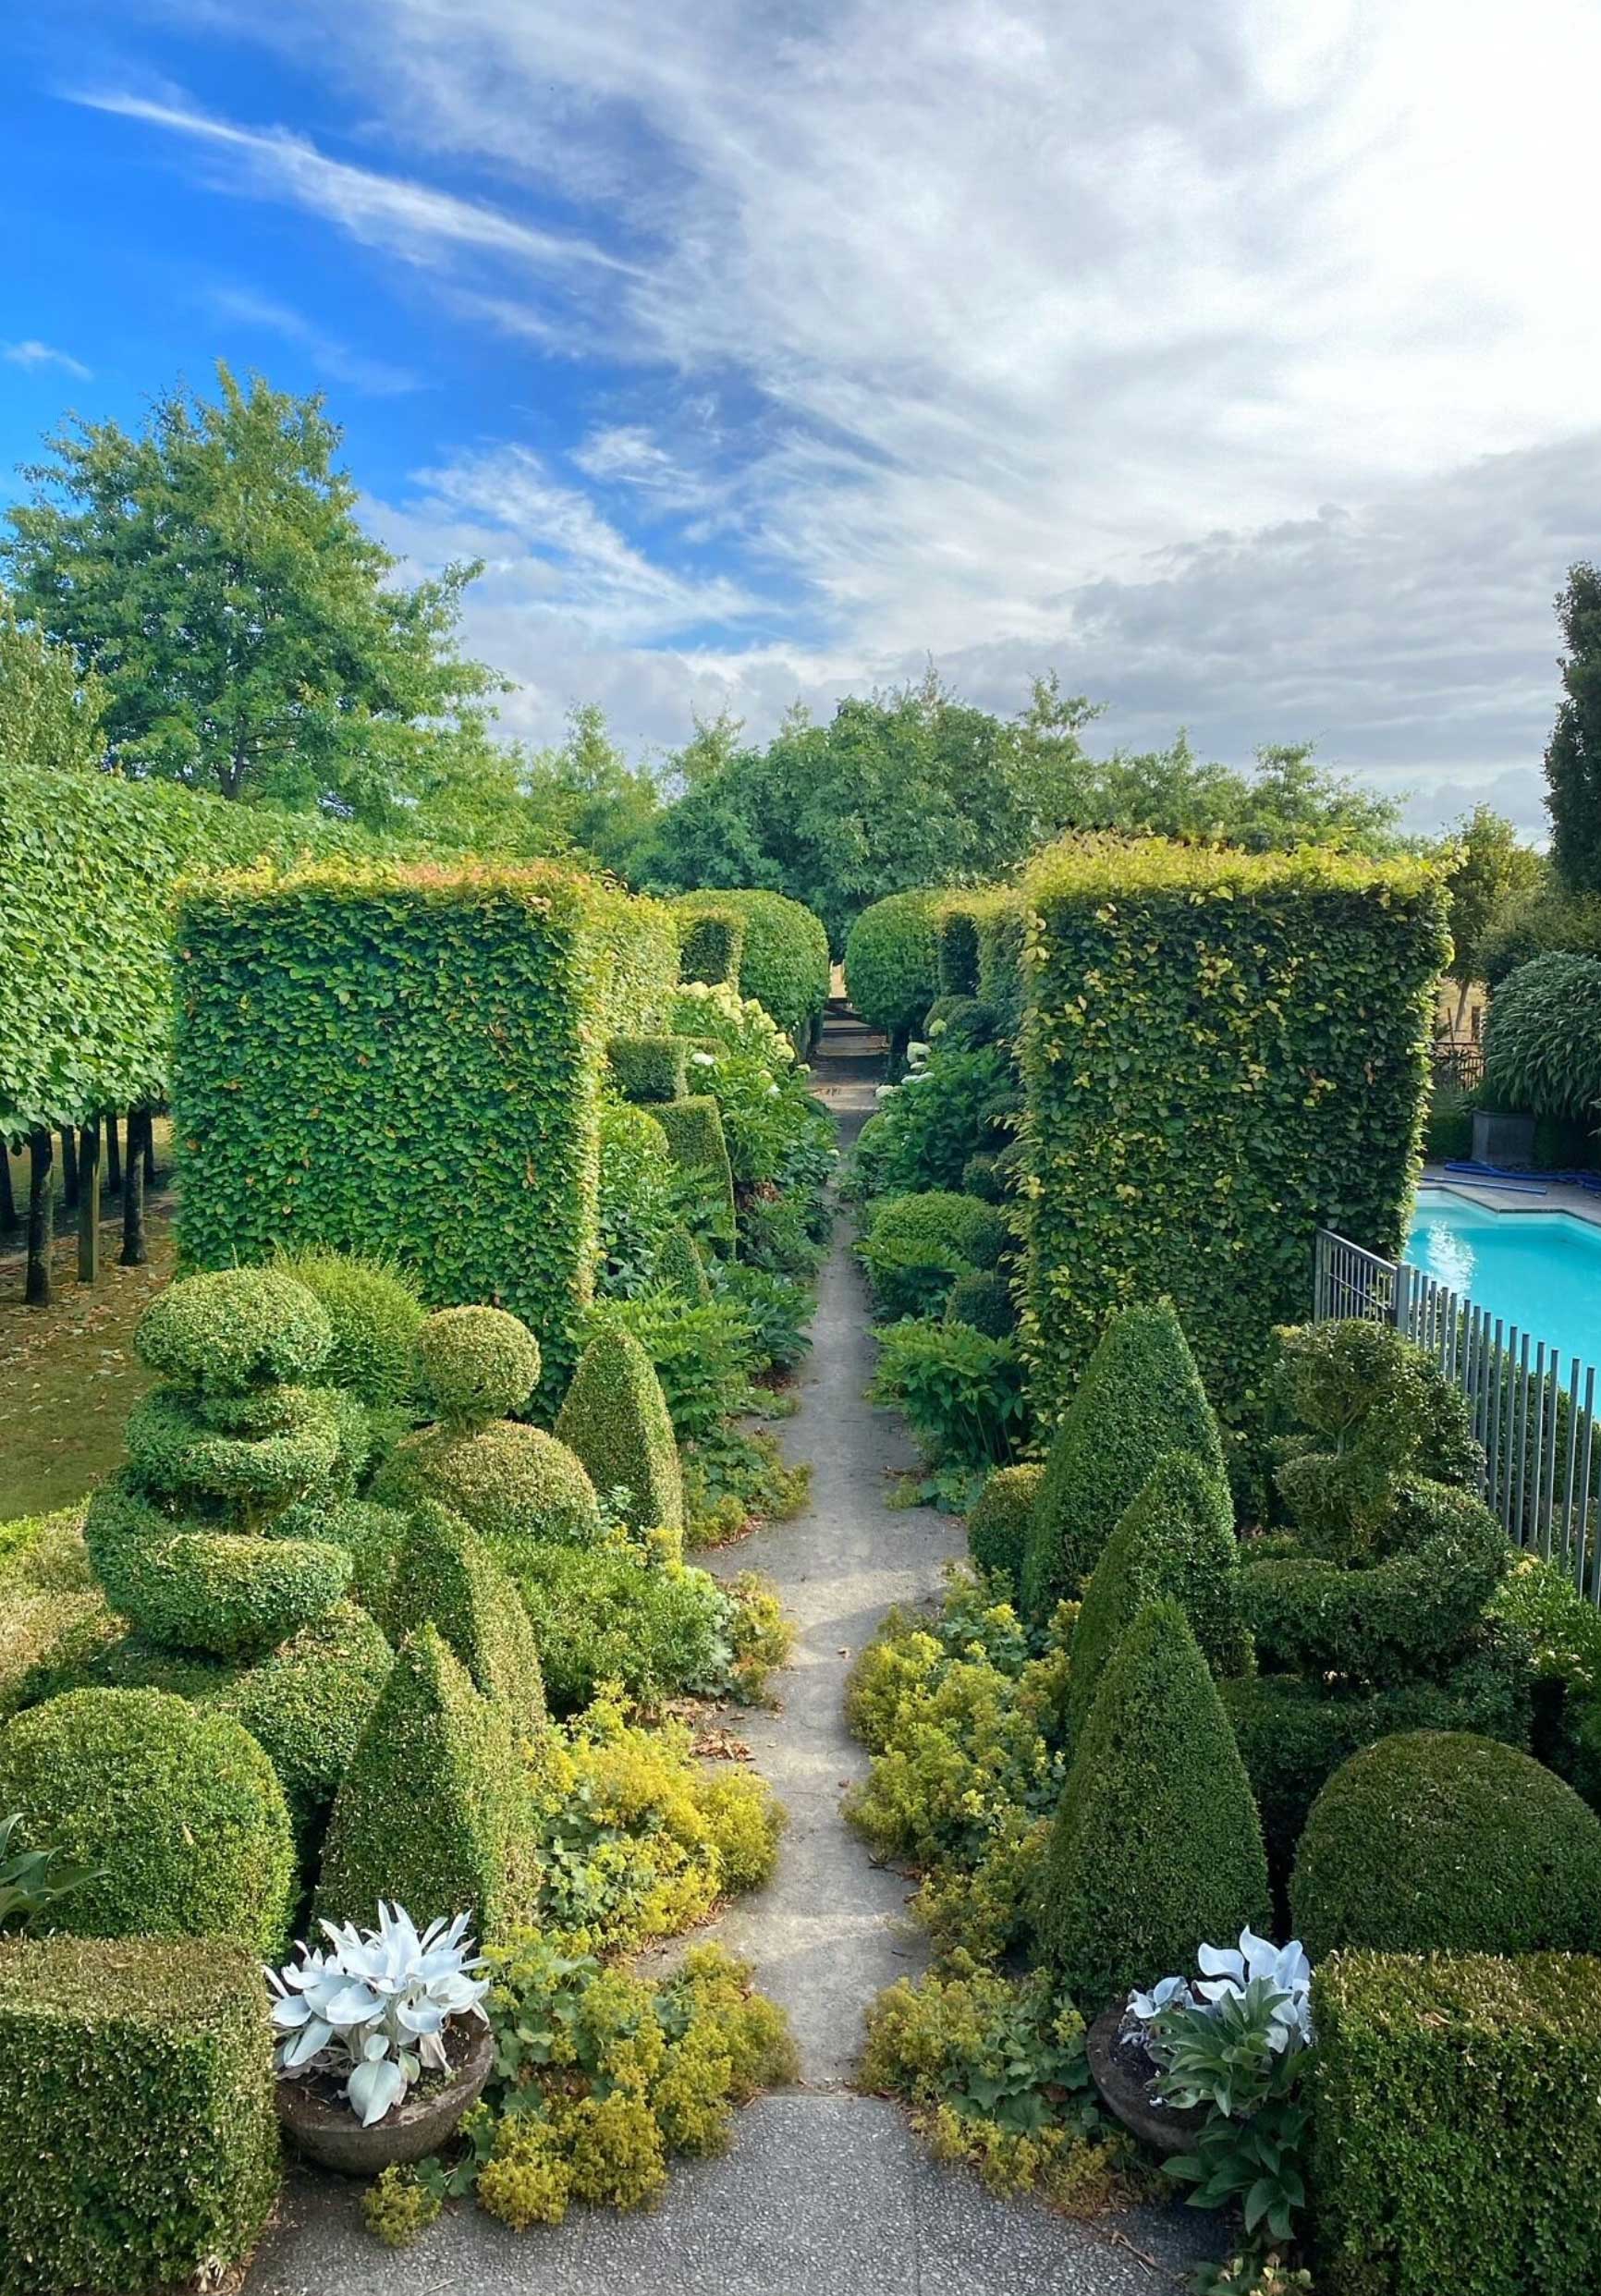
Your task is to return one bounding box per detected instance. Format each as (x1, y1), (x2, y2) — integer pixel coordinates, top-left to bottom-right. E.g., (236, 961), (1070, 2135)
(1545, 563), (1601, 897)
(2, 364), (501, 827)
(0, 592), (105, 773)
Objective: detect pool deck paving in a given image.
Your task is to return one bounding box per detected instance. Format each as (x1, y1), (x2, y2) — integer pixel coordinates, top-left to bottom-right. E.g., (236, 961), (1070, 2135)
(245, 1008), (1217, 2296)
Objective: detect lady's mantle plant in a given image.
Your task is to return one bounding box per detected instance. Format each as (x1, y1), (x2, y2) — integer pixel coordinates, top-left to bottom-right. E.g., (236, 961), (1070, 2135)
(268, 1901), (489, 2126)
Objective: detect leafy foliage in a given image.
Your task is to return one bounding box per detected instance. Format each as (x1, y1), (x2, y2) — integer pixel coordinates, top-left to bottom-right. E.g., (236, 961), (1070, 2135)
(556, 1327), (684, 1533)
(1483, 952), (1601, 1119)
(271, 1248), (425, 1410)
(672, 889), (831, 1035)
(843, 890), (942, 1041)
(0, 593), (105, 774)
(1021, 837), (1448, 1428)
(848, 1043), (1014, 1200)
(965, 1463), (1043, 1584)
(858, 1191), (1010, 1321)
(1544, 561), (1601, 898)
(869, 1315), (1028, 1472)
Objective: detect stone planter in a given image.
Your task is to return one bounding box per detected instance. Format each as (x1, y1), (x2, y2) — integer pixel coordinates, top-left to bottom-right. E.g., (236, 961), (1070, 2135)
(1085, 2007), (1208, 2158)
(275, 2022), (495, 2176)
(1470, 1110), (1535, 1170)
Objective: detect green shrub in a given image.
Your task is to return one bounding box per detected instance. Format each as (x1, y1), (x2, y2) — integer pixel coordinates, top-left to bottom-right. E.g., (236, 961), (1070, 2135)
(935, 900), (984, 997)
(123, 1386), (342, 1512)
(276, 1495), (409, 1618)
(85, 1475), (351, 1657)
(507, 1545), (734, 1714)
(678, 906), (745, 988)
(576, 1286), (754, 1448)
(1021, 1299), (1225, 1621)
(974, 890), (1027, 1041)
(214, 1600), (394, 1845)
(0, 1934), (279, 2296)
(849, 1044), (1013, 1200)
(1480, 882), (1601, 987)
(945, 1269), (1015, 1337)
(373, 1422), (601, 1558)
(656, 1222), (712, 1302)
(136, 1266), (332, 1395)
(413, 1305), (543, 1430)
(673, 890), (830, 1037)
(926, 995), (999, 1048)
(1241, 1482), (1509, 1687)
(271, 1248), (425, 1408)
(966, 1464), (1044, 1582)
(382, 1502), (545, 1740)
(608, 1033), (688, 1105)
(556, 1327), (685, 1533)
(961, 1151), (1005, 1202)
(0, 1688), (294, 1952)
(1483, 952), (1601, 1119)
(596, 1097), (677, 1298)
(1311, 1951), (1601, 2296)
(1021, 837), (1448, 1426)
(317, 1623), (533, 1934)
(1290, 1729), (1601, 1960)
(844, 890), (941, 1048)
(654, 1096), (737, 1245)
(859, 1191), (1010, 1319)
(1222, 1652), (1531, 1885)
(1037, 1600), (1271, 2010)
(738, 1190), (828, 1278)
(1424, 1075), (1476, 1161)
(174, 862), (673, 1393)
(1068, 1452), (1246, 1738)
(870, 1315), (1027, 1471)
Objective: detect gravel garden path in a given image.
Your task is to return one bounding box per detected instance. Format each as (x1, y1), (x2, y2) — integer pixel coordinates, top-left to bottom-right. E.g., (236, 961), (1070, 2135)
(245, 1008), (1213, 2296)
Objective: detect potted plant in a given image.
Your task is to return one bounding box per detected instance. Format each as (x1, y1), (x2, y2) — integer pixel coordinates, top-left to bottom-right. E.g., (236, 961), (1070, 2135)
(267, 1902), (495, 2175)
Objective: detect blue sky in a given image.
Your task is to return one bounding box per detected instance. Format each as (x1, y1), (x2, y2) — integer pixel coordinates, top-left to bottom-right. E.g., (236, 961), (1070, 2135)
(3, 1), (1598, 829)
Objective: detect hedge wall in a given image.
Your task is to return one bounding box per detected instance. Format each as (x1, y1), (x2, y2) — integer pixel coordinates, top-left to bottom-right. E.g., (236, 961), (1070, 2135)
(1021, 838), (1448, 1425)
(843, 890), (942, 1048)
(674, 890), (830, 1036)
(974, 891), (1027, 1041)
(0, 763), (388, 1135)
(173, 861), (672, 1390)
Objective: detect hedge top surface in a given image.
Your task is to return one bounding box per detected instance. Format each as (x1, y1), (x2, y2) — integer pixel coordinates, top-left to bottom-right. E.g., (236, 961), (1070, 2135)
(136, 1267), (334, 1394)
(1311, 1945), (1601, 2046)
(1290, 1728), (1601, 1962)
(1024, 831), (1442, 908)
(0, 1927), (271, 2021)
(414, 1305), (543, 1429)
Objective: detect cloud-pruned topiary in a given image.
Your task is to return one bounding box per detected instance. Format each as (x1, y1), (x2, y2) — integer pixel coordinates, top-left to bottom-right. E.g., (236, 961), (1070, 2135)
(373, 1422), (601, 1559)
(0, 1933), (280, 2296)
(0, 1687), (295, 1954)
(136, 1264), (333, 1394)
(1068, 1451), (1247, 1740)
(382, 1501), (546, 1740)
(1290, 1729), (1601, 1963)
(272, 1248), (426, 1409)
(1036, 1599), (1270, 2011)
(556, 1327), (685, 1534)
(1021, 1300), (1225, 1622)
(609, 1033), (689, 1105)
(1483, 951), (1601, 1121)
(965, 1463), (1044, 1583)
(414, 1305), (542, 1430)
(654, 1096), (737, 1246)
(317, 1623), (534, 1936)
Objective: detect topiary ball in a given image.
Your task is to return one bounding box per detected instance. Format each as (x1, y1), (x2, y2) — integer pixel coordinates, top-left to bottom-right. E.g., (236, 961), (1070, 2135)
(966, 1462), (1044, 1582)
(273, 1250), (426, 1409)
(0, 1688), (295, 1953)
(413, 1306), (543, 1429)
(944, 1270), (1016, 1338)
(1290, 1729), (1601, 1962)
(373, 1422), (601, 1557)
(136, 1268), (333, 1396)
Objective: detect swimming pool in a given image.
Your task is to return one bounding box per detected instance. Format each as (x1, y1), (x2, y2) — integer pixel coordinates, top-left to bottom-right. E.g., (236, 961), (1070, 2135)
(1405, 1188), (1601, 1368)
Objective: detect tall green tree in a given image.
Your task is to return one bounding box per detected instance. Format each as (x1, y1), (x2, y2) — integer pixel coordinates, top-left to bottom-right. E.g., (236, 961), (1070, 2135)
(1440, 804), (1544, 1023)
(1545, 562), (1601, 895)
(519, 702), (662, 877)
(0, 594), (105, 773)
(2, 365), (500, 826)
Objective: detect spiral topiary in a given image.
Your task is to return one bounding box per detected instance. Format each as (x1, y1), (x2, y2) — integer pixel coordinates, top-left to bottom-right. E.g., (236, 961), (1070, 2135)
(135, 1266), (333, 1394)
(413, 1306), (543, 1430)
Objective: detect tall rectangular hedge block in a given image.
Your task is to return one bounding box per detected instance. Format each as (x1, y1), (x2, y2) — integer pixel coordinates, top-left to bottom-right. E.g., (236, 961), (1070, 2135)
(1021, 838), (1448, 1425)
(174, 862), (646, 1386)
(654, 1094), (737, 1245)
(974, 893), (1027, 1042)
(1312, 1951), (1601, 2296)
(0, 1934), (279, 2296)
(678, 908), (745, 989)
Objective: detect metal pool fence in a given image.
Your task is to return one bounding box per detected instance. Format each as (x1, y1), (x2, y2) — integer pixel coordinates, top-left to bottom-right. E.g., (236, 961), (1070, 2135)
(1314, 1227), (1601, 1603)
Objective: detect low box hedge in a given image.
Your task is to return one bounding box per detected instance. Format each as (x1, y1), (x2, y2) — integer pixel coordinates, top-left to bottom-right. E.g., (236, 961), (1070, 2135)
(0, 1933), (279, 2296)
(1312, 1950), (1601, 2295)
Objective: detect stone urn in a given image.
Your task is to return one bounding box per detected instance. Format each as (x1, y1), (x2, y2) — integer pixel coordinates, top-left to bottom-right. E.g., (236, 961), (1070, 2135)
(1085, 2007), (1208, 2158)
(275, 2022), (495, 2176)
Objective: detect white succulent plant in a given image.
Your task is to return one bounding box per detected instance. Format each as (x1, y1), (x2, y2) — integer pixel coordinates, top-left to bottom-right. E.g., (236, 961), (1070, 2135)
(1126, 1928), (1314, 2054)
(266, 1902), (490, 2128)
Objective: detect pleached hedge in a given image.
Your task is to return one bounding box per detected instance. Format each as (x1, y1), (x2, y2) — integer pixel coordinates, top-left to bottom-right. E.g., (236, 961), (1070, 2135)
(0, 763), (387, 1137)
(1020, 838), (1448, 1425)
(174, 861), (678, 1391)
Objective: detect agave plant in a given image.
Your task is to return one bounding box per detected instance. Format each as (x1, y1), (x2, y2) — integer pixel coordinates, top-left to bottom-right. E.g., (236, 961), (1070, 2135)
(266, 1902), (490, 2127)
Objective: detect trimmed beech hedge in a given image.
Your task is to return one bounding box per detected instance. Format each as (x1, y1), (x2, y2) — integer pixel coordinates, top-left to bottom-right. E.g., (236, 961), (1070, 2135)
(678, 905), (745, 988)
(1020, 837), (1448, 1424)
(1312, 1951), (1601, 2296)
(174, 862), (674, 1386)
(844, 890), (941, 1047)
(973, 891), (1027, 1041)
(674, 890), (831, 1036)
(935, 899), (984, 996)
(0, 1934), (279, 2296)
(609, 1033), (689, 1105)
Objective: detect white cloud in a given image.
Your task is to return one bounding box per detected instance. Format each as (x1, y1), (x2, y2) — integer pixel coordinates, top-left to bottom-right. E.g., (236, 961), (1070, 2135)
(208, 287), (422, 395)
(4, 339), (92, 380)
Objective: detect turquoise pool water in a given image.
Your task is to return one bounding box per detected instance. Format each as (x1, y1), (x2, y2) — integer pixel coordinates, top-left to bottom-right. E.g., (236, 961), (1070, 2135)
(1405, 1188), (1601, 1368)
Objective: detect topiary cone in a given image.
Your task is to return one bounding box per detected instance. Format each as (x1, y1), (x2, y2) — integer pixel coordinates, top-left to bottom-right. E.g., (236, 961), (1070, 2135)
(556, 1326), (685, 1533)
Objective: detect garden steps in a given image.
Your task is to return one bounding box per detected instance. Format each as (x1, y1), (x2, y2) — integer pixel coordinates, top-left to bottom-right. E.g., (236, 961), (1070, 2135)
(243, 1006), (1217, 2293)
